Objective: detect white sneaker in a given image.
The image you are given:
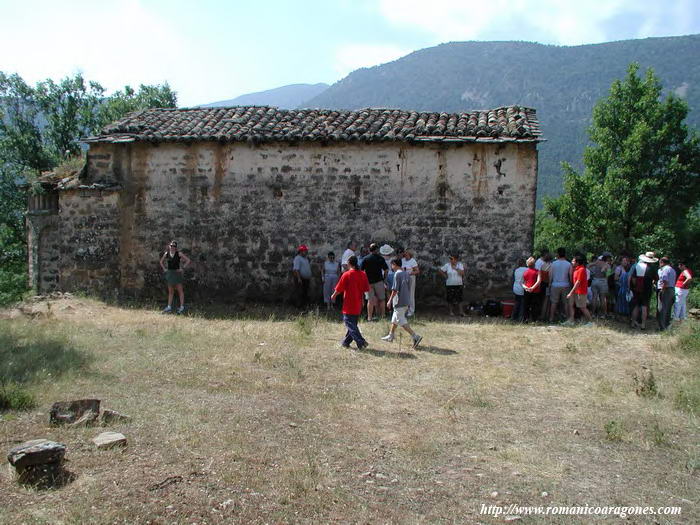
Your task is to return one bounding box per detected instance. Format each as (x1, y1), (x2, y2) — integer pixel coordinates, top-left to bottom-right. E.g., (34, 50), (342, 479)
(177, 305), (185, 314)
(381, 334), (394, 342)
(162, 305), (173, 313)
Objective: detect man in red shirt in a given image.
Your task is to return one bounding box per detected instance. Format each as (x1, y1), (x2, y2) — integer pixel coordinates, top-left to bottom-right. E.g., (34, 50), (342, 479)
(331, 255), (371, 349)
(565, 255), (593, 325)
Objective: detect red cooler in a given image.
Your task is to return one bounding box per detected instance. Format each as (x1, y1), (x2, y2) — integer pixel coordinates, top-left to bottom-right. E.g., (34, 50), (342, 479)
(501, 300), (514, 318)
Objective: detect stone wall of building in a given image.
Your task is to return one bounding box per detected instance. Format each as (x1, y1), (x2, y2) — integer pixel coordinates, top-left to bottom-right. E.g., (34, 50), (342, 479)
(42, 140), (538, 302)
(57, 189), (122, 295)
(28, 187), (121, 295)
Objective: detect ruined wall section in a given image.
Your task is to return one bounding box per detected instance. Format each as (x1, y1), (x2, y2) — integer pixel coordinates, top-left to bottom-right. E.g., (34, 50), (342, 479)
(113, 140), (537, 302)
(55, 189), (122, 296)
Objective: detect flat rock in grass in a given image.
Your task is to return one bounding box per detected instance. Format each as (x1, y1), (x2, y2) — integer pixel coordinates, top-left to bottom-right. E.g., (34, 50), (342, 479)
(50, 399), (100, 426)
(69, 410), (99, 427)
(101, 409), (132, 425)
(7, 439), (66, 471)
(92, 432), (127, 450)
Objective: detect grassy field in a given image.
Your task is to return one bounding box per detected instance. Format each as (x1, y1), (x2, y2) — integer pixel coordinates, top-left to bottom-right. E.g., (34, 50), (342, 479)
(1, 296), (699, 524)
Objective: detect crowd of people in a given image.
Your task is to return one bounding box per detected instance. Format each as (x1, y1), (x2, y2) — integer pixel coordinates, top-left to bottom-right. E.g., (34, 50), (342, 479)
(295, 242), (426, 350)
(158, 239), (694, 343)
(511, 248), (694, 331)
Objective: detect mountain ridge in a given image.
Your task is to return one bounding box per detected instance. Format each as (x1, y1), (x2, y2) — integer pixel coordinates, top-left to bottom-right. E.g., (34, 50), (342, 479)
(201, 82), (329, 110)
(302, 35), (700, 202)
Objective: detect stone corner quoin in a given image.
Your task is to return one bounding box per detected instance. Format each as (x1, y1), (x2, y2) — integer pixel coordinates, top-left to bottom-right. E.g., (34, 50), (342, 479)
(26, 105), (542, 303)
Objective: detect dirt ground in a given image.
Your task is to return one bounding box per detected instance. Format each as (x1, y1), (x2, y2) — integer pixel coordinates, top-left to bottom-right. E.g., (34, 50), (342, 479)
(1, 295), (698, 524)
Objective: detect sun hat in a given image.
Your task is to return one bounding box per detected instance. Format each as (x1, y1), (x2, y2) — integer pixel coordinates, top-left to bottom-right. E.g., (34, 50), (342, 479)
(297, 244), (308, 252)
(379, 244), (394, 256)
(639, 251), (658, 263)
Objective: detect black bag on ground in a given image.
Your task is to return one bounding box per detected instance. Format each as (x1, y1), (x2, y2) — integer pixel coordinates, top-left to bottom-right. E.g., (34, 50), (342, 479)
(483, 299), (502, 317)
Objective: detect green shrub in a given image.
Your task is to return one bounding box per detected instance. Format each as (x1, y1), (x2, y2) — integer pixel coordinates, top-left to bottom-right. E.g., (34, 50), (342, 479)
(675, 383), (700, 415)
(0, 382), (36, 411)
(677, 323), (700, 355)
(0, 263), (29, 306)
(687, 287), (700, 310)
(604, 420), (624, 441)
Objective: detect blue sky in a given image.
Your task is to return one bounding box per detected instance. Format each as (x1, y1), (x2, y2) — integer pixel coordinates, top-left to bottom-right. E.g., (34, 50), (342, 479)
(1, 0), (699, 106)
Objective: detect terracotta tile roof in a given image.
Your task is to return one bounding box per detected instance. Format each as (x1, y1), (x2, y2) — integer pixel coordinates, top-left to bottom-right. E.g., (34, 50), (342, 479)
(84, 105), (541, 145)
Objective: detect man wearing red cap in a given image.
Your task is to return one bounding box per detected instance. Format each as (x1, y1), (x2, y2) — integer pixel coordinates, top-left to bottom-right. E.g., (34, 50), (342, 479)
(331, 255), (370, 349)
(292, 245), (312, 309)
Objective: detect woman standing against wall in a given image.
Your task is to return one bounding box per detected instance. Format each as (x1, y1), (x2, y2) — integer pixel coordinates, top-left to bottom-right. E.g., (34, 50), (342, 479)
(438, 253), (465, 316)
(322, 251), (340, 311)
(160, 240), (191, 314)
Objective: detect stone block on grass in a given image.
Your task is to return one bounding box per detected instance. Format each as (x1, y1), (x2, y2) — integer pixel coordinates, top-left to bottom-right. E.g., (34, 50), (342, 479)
(92, 432), (127, 450)
(50, 399), (100, 426)
(101, 409), (132, 425)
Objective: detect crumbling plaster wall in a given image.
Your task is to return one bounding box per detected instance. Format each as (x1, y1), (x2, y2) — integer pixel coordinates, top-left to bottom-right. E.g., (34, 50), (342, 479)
(55, 140), (537, 301)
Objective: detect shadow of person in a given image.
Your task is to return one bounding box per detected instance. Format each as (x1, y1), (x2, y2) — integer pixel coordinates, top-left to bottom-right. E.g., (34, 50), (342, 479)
(355, 347), (418, 359)
(17, 465), (77, 489)
(416, 345), (458, 355)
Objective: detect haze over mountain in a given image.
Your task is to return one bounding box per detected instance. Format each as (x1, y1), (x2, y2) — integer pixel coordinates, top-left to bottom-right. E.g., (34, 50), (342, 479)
(300, 35), (700, 202)
(201, 83), (328, 110)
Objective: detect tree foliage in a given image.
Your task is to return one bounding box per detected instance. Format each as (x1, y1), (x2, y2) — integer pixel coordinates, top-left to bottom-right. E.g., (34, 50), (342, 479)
(543, 63), (700, 259)
(97, 83), (177, 128)
(0, 71), (177, 303)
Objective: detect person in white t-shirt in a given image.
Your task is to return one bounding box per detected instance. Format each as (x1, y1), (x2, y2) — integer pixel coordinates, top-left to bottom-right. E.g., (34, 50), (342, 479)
(401, 249), (419, 316)
(438, 254), (465, 316)
(341, 241), (356, 273)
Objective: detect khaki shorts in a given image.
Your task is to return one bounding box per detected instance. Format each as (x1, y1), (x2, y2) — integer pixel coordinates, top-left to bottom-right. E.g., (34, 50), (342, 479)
(391, 306), (409, 326)
(549, 286), (569, 304)
(591, 278), (608, 297)
(367, 281), (386, 301)
(569, 294), (587, 308)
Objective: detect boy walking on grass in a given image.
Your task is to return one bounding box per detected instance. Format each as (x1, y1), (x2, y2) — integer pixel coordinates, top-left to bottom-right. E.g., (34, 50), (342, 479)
(331, 255), (370, 349)
(382, 259), (423, 348)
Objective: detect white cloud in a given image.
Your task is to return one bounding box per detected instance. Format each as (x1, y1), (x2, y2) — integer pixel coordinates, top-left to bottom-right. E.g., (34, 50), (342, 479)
(334, 43), (411, 78)
(377, 0), (694, 46)
(0, 0), (242, 106)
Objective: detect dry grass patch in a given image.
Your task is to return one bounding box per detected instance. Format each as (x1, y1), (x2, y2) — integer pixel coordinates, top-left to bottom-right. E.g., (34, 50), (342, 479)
(1, 297), (698, 523)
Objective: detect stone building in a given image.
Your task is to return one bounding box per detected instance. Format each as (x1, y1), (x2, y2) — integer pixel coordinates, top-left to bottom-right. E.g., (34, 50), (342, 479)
(27, 105), (542, 303)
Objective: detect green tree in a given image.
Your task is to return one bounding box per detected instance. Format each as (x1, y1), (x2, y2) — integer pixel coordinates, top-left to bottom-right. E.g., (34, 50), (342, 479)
(544, 63), (700, 257)
(0, 72), (177, 303)
(0, 73), (53, 172)
(96, 83), (177, 128)
(34, 74), (105, 160)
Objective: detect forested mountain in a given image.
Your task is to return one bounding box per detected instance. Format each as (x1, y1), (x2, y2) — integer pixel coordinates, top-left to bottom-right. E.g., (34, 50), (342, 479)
(303, 35), (700, 203)
(202, 83), (328, 110)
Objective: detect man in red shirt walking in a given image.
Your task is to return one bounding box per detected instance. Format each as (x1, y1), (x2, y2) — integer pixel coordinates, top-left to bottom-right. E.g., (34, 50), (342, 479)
(331, 255), (371, 349)
(565, 255), (593, 326)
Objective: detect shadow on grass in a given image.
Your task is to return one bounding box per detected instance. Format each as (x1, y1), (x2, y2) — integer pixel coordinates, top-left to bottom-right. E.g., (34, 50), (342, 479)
(16, 464), (77, 490)
(356, 347), (418, 359)
(0, 320), (93, 386)
(417, 345), (458, 355)
(123, 298), (334, 323)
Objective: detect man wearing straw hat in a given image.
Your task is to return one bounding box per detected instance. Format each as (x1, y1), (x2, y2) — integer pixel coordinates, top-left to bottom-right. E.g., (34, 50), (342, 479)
(628, 251), (658, 330)
(379, 244), (396, 291)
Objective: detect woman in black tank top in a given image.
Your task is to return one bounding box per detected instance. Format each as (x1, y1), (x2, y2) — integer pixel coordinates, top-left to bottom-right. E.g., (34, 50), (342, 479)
(159, 240), (192, 313)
